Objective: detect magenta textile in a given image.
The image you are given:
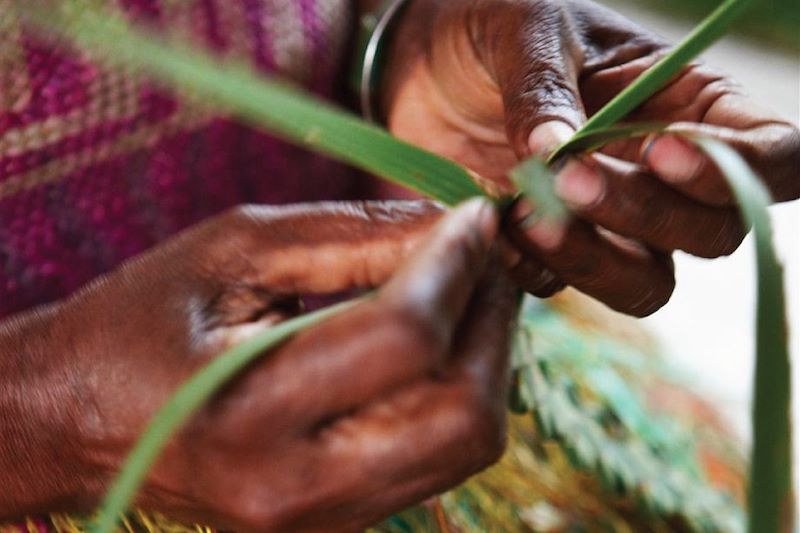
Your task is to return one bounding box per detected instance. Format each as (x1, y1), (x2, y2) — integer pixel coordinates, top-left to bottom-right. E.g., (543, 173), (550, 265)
(0, 0), (380, 319)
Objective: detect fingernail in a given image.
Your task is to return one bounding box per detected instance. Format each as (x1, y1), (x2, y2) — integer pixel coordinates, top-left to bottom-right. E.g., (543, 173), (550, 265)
(643, 134), (704, 183)
(525, 218), (566, 251)
(461, 197), (498, 248)
(528, 121), (576, 158)
(554, 160), (605, 208)
(510, 198), (536, 225)
(510, 199), (566, 251)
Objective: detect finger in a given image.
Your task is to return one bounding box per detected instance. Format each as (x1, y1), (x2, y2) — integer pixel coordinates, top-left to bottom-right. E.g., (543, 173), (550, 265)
(255, 378), (506, 533)
(554, 154), (746, 257)
(472, 0), (585, 157)
(314, 262), (519, 494)
(497, 237), (566, 299)
(272, 266), (518, 533)
(380, 197), (498, 329)
(506, 202), (675, 317)
(447, 259), (519, 407)
(508, 257), (566, 297)
(583, 58), (800, 203)
(224, 199), (500, 427)
(642, 122), (800, 205)
(206, 200), (444, 294)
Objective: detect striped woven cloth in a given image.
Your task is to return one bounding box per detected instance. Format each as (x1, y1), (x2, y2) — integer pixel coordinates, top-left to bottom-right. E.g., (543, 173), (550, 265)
(0, 0), (374, 320)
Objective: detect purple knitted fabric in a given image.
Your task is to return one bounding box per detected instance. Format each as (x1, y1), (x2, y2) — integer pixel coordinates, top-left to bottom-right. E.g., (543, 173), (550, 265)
(0, 0), (374, 319)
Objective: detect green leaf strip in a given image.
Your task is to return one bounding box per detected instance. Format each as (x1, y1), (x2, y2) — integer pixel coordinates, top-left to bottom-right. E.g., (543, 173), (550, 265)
(508, 158), (569, 223)
(548, 0), (754, 162)
(691, 138), (792, 533)
(551, 122), (666, 161)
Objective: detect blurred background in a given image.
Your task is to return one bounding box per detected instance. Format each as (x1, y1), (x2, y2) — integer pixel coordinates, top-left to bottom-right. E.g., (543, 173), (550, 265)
(608, 0), (800, 503)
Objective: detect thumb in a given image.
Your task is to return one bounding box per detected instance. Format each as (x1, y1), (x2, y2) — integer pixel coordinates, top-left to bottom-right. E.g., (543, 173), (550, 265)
(483, 3), (585, 158)
(527, 120), (577, 160)
(201, 201), (444, 295)
(502, 66), (583, 158)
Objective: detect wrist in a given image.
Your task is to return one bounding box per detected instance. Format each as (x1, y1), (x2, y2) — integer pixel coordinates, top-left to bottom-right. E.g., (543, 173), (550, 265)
(0, 304), (102, 517)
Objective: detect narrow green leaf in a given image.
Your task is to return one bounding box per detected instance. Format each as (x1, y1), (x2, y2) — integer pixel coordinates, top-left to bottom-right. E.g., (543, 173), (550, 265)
(91, 297), (365, 533)
(691, 138), (792, 533)
(550, 122), (666, 162)
(548, 0), (754, 162)
(515, 0), (753, 222)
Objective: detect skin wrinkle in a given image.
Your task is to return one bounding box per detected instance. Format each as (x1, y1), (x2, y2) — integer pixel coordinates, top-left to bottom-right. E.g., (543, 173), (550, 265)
(0, 306), (99, 514)
(706, 210), (746, 258)
(0, 199), (513, 530)
(697, 79), (743, 125)
(376, 0), (792, 316)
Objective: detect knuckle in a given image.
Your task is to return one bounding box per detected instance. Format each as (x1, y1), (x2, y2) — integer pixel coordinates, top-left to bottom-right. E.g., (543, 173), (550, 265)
(235, 503), (278, 532)
(213, 488), (279, 531)
(628, 269), (675, 318)
(716, 229), (746, 258)
(200, 204), (269, 245)
(512, 262), (565, 297)
(533, 278), (567, 298)
(385, 304), (448, 357)
(763, 124), (800, 201)
(706, 214), (747, 258)
(362, 199), (444, 222)
(217, 204), (262, 227)
(452, 388), (507, 469)
(778, 123), (800, 154)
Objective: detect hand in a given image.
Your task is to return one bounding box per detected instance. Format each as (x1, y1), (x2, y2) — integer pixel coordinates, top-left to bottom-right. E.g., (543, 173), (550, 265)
(0, 199), (518, 532)
(383, 0), (800, 316)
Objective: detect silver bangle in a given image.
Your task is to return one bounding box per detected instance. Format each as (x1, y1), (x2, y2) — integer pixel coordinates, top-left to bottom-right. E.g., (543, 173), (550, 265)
(359, 0), (411, 123)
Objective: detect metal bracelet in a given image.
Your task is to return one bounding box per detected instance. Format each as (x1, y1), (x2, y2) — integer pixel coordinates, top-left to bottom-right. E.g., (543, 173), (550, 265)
(359, 0), (411, 123)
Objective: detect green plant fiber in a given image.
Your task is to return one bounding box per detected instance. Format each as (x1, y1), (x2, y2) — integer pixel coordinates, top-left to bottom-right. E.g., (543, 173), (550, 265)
(693, 138), (792, 533)
(547, 0), (756, 163)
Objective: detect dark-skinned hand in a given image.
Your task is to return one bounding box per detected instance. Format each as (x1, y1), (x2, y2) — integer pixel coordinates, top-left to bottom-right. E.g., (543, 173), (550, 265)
(0, 199), (518, 532)
(383, 0), (800, 316)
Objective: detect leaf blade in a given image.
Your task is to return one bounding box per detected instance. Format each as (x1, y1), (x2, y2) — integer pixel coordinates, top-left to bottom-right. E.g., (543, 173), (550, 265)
(692, 138), (792, 533)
